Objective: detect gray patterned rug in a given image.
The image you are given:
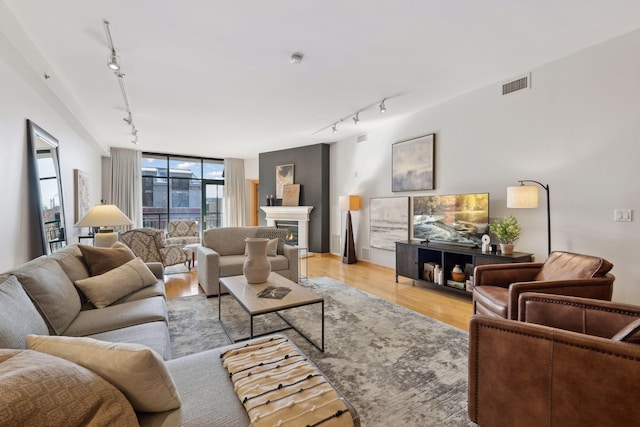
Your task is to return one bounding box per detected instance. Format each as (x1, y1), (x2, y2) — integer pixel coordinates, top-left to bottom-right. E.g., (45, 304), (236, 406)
(167, 277), (474, 427)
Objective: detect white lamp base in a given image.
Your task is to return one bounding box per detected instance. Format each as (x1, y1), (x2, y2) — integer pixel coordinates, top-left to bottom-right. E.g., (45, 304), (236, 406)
(94, 231), (118, 248)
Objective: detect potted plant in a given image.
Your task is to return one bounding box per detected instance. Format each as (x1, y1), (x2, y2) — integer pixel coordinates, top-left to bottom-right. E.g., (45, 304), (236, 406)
(488, 215), (521, 255)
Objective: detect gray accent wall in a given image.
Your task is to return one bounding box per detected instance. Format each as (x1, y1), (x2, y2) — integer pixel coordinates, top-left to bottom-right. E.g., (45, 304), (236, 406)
(258, 144), (330, 253)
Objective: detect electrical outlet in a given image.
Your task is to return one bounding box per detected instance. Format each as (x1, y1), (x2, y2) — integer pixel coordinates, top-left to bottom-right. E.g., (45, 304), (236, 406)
(614, 209), (633, 222)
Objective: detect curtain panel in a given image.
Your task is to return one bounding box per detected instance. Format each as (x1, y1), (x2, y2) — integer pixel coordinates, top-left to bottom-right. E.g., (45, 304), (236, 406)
(110, 147), (142, 228)
(223, 158), (246, 227)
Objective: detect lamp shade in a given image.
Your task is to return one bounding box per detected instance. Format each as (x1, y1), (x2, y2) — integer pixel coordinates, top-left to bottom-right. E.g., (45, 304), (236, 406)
(74, 204), (133, 228)
(507, 185), (539, 208)
(339, 195), (361, 211)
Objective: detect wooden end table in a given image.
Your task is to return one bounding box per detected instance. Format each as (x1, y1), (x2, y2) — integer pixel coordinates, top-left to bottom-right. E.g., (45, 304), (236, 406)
(218, 273), (324, 352)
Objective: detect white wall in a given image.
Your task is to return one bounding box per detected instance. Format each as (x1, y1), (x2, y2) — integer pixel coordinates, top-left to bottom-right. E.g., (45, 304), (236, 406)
(331, 30), (640, 304)
(0, 32), (103, 272)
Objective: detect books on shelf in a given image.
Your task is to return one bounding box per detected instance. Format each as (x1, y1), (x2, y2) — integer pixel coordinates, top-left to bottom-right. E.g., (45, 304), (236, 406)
(446, 279), (466, 290)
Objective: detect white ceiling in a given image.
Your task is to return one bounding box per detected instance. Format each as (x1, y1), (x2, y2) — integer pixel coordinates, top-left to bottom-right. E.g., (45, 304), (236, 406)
(4, 1), (640, 159)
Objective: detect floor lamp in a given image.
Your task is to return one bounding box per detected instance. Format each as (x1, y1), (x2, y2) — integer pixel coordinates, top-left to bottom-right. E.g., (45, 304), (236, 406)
(339, 195), (361, 264)
(507, 180), (551, 254)
(74, 203), (133, 247)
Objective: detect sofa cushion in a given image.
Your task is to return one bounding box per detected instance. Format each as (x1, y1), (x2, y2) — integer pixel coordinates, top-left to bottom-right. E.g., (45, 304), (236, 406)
(219, 255), (248, 277)
(534, 251), (614, 281)
(0, 275), (49, 348)
(244, 238), (279, 256)
(88, 321), (172, 361)
(11, 256), (81, 335)
(27, 335), (181, 413)
(204, 227), (259, 256)
(0, 349), (138, 426)
(75, 258), (158, 308)
(64, 296), (167, 337)
(79, 241), (136, 276)
(50, 244), (90, 282)
(256, 228), (288, 254)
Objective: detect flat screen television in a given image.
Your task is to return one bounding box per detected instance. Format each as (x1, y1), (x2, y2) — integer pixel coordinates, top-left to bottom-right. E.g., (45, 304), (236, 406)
(413, 192), (489, 247)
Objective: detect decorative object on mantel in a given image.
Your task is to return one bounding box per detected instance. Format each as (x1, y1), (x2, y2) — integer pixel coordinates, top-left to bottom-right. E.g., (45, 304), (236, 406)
(507, 179), (551, 254)
(275, 164), (294, 199)
(488, 215), (521, 255)
(282, 184), (300, 206)
(265, 194), (275, 206)
(340, 195), (361, 264)
(392, 133), (435, 192)
(370, 197), (410, 251)
(242, 238), (271, 283)
(74, 202), (133, 248)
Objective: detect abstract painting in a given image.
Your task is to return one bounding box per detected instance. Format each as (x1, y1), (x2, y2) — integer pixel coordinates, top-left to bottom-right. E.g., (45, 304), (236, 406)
(370, 197), (410, 251)
(392, 133), (435, 192)
(276, 164), (294, 199)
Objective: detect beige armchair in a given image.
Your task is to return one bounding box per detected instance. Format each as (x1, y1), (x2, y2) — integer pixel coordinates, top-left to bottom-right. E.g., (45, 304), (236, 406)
(469, 293), (640, 426)
(472, 251), (614, 319)
(165, 221), (200, 246)
(120, 228), (190, 269)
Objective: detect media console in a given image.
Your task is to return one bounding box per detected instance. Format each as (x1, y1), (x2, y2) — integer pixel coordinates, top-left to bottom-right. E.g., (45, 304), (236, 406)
(395, 241), (533, 295)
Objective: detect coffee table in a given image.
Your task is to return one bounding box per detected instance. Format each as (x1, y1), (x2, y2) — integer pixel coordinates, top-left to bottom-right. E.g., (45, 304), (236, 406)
(218, 273), (324, 351)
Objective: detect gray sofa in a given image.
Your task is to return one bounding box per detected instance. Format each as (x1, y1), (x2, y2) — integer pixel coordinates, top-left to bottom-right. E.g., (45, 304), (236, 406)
(197, 226), (299, 296)
(0, 244), (358, 426)
(0, 244), (171, 358)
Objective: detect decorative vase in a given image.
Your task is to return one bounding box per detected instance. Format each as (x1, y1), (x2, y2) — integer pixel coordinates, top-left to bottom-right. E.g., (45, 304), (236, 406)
(243, 238), (271, 283)
(500, 243), (514, 255)
(451, 264), (465, 282)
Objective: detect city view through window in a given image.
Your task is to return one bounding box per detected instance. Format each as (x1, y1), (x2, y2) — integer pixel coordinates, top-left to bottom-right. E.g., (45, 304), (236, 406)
(141, 154), (224, 232)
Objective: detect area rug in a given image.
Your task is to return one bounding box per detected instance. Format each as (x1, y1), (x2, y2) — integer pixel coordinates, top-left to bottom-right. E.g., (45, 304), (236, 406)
(167, 277), (475, 427)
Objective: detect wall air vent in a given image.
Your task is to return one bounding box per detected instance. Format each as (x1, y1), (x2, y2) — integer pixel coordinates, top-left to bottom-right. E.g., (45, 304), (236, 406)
(357, 133), (367, 143)
(502, 73), (531, 95)
(361, 247), (370, 262)
(331, 234), (341, 254)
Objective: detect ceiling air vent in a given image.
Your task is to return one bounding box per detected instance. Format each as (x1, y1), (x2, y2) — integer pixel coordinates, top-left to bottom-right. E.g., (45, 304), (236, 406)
(502, 73), (531, 95)
(357, 133), (367, 143)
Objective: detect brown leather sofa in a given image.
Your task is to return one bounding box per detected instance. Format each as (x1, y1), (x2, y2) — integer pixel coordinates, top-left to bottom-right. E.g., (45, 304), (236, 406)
(469, 293), (640, 427)
(472, 251), (614, 319)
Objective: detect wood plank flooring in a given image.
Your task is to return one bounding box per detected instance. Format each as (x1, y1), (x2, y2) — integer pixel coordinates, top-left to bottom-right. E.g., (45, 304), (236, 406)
(164, 253), (474, 331)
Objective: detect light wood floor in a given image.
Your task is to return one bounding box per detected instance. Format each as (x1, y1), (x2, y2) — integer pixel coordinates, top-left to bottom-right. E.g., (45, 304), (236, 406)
(164, 253), (474, 331)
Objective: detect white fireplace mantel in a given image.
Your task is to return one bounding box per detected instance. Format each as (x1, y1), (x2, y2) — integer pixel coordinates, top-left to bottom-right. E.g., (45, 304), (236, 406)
(260, 206), (313, 249)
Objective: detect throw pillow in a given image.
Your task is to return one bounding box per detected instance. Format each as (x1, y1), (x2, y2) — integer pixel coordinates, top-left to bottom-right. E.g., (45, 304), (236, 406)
(244, 238), (279, 257)
(0, 275), (49, 349)
(74, 258), (158, 308)
(11, 256), (81, 335)
(612, 318), (640, 344)
(26, 335), (181, 413)
(0, 349), (138, 426)
(256, 228), (288, 254)
(79, 241), (136, 276)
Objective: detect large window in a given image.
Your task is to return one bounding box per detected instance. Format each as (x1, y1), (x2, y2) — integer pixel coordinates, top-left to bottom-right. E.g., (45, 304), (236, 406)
(141, 153), (224, 231)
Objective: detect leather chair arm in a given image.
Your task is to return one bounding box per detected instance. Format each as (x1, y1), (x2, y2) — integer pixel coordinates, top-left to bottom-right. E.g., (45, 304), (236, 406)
(518, 291), (637, 337)
(468, 314), (640, 426)
(507, 276), (614, 319)
(473, 262), (543, 288)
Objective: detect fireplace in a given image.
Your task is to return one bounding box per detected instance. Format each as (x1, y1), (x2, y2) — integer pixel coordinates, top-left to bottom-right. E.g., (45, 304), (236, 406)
(260, 206), (313, 249)
(276, 221), (298, 246)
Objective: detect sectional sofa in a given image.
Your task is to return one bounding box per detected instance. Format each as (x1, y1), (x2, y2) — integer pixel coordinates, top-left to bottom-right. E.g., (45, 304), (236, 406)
(0, 243), (359, 426)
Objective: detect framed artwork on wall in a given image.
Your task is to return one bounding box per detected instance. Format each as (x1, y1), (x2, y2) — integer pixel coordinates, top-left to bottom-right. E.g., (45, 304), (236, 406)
(392, 133), (435, 192)
(74, 169), (90, 223)
(370, 196), (410, 251)
(276, 164), (294, 199)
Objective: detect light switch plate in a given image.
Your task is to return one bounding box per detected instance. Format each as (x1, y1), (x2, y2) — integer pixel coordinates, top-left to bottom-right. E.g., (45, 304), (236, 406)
(614, 209), (633, 222)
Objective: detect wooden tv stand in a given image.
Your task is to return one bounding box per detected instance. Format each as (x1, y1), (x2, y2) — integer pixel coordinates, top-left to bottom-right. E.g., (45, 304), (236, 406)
(395, 241), (533, 295)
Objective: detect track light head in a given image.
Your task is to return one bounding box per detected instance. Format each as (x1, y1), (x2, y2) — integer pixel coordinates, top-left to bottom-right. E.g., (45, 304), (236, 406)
(332, 123), (338, 134)
(107, 51), (120, 71)
(353, 113), (360, 125)
(379, 99), (387, 114)
(123, 113), (132, 125)
(131, 127), (138, 136)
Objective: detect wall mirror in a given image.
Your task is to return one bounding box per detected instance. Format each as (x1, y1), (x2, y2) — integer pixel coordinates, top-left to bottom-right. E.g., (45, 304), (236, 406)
(27, 119), (67, 255)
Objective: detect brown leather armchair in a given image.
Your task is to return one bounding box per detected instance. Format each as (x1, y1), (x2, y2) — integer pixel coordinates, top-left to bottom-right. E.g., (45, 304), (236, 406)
(469, 293), (640, 427)
(472, 251), (614, 319)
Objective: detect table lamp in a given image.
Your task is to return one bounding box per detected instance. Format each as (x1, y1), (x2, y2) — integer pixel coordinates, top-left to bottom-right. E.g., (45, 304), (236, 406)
(339, 195), (361, 264)
(74, 203), (133, 247)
